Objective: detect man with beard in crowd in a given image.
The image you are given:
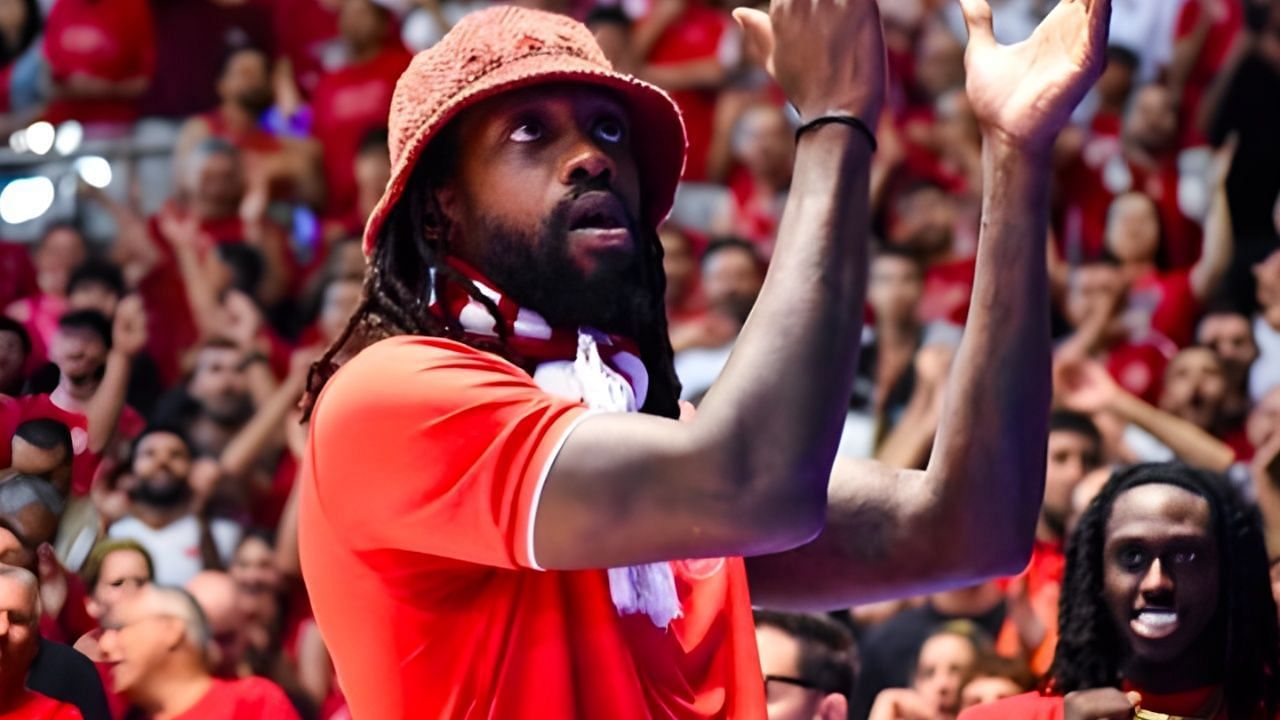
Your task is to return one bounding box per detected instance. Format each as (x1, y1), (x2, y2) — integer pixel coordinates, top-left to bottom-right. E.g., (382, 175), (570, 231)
(107, 428), (242, 587)
(153, 339), (259, 460)
(296, 0), (1114, 715)
(962, 463), (1280, 720)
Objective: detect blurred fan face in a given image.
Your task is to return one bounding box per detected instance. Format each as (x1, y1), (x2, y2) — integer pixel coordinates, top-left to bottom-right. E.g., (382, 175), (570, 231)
(190, 346), (253, 425)
(702, 247), (763, 324)
(1197, 313), (1257, 379)
(1124, 85), (1177, 154)
(959, 676), (1023, 710)
(869, 254), (923, 324)
(219, 49), (273, 114)
(1044, 430), (1101, 538)
(50, 326), (108, 384)
(34, 227), (88, 295)
(1105, 193), (1160, 263)
(91, 549), (152, 616)
(129, 432), (193, 508)
(0, 575), (40, 682)
(912, 634), (976, 719)
(1159, 348), (1227, 431)
(0, 329), (26, 390)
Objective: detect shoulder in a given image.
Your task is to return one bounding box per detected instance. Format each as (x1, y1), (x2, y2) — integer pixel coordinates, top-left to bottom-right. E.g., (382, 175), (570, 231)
(959, 692), (1063, 720)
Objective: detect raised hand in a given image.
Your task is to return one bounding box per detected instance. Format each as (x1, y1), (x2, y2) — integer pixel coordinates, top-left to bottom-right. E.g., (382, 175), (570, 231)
(732, 0), (885, 123)
(111, 295), (149, 357)
(959, 0), (1111, 149)
(1054, 356), (1121, 415)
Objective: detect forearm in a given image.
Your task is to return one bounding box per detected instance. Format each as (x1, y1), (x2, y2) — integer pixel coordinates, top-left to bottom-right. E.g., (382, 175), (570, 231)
(1190, 183), (1232, 300)
(84, 350), (131, 453)
(220, 375), (302, 478)
(1110, 391), (1235, 471)
(922, 138), (1053, 571)
(697, 127), (871, 507)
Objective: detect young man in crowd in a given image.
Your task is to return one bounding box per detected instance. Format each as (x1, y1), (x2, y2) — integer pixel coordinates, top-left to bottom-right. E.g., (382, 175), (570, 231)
(97, 584), (298, 719)
(297, 0), (1112, 715)
(962, 463), (1280, 719)
(1198, 308), (1260, 432)
(755, 610), (857, 720)
(107, 428), (242, 587)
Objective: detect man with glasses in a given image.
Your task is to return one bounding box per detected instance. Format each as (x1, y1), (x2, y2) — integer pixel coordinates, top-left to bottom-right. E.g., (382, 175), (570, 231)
(755, 610), (856, 720)
(97, 584), (297, 719)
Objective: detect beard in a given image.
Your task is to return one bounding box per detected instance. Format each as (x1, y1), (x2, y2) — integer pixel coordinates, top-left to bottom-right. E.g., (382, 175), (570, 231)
(233, 88), (274, 117)
(202, 394), (255, 427)
(469, 184), (659, 336)
(128, 476), (193, 509)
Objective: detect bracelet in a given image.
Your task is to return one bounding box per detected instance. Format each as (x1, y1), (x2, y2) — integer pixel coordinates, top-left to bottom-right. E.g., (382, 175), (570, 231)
(795, 115), (878, 152)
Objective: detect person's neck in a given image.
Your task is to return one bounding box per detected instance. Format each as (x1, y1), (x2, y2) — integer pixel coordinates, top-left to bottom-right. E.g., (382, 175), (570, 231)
(876, 317), (920, 347)
(135, 664), (215, 720)
(217, 102), (256, 132)
(132, 502), (192, 531)
(1035, 517), (1063, 545)
(1123, 648), (1221, 696)
(1119, 259), (1155, 284)
(52, 377), (98, 408)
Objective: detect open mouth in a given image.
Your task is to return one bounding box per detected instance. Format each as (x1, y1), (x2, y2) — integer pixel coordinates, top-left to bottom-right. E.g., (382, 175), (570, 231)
(1130, 606), (1180, 639)
(565, 192), (632, 252)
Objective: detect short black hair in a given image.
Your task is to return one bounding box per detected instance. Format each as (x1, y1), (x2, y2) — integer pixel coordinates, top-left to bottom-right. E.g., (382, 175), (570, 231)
(358, 126), (390, 157)
(13, 418), (72, 456)
(1049, 410), (1102, 448)
(1106, 45), (1140, 71)
(585, 6), (631, 29)
(0, 317), (32, 356)
(67, 259), (125, 298)
(216, 243), (265, 296)
(57, 309), (112, 349)
(754, 610), (857, 697)
(130, 425), (195, 464)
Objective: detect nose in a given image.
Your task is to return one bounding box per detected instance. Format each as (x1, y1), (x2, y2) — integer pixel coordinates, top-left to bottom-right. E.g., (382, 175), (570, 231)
(558, 136), (615, 187)
(1139, 557), (1175, 595)
(0, 611), (10, 636)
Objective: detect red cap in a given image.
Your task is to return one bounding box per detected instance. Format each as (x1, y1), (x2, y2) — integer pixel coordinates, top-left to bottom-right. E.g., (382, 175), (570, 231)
(363, 5), (687, 257)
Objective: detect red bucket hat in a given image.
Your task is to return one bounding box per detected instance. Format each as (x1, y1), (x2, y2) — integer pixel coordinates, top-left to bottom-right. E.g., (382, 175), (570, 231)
(362, 5), (687, 257)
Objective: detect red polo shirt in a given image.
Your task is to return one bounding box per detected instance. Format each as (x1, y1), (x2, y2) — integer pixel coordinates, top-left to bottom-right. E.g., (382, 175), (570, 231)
(299, 336), (765, 719)
(1, 690), (82, 720)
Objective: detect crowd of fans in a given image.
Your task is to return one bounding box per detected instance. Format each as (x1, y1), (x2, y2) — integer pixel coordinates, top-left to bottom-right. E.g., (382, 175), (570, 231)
(1, 0), (1279, 717)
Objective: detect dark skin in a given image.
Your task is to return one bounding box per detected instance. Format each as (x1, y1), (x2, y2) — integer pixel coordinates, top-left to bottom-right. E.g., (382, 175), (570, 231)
(1104, 484), (1221, 693)
(425, 0), (1110, 607)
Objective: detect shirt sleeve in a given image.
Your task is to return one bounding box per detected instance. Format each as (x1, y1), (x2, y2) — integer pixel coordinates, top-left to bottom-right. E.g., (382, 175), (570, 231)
(307, 337), (590, 570)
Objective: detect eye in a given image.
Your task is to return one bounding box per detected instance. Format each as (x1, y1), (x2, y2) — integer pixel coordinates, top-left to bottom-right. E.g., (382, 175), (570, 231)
(1170, 550), (1198, 565)
(509, 121), (544, 143)
(594, 116), (626, 144)
(1117, 547), (1147, 571)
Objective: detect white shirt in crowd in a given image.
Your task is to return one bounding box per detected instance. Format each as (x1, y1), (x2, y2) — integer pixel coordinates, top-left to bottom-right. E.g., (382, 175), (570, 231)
(108, 515), (242, 587)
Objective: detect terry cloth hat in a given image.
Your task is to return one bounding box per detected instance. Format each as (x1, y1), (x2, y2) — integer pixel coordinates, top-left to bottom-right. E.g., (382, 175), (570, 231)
(363, 4), (688, 257)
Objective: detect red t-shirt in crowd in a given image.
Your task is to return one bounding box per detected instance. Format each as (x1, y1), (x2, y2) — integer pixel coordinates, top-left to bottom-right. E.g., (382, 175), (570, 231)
(42, 0), (155, 126)
(139, 678), (298, 720)
(273, 0), (339, 99)
(0, 690), (83, 720)
(920, 256), (977, 325)
(1056, 136), (1202, 270)
(643, 2), (735, 182)
(1175, 0), (1242, 149)
(1105, 334), (1176, 406)
(14, 393), (145, 497)
(310, 45), (410, 219)
(299, 336), (766, 719)
(1128, 268), (1199, 348)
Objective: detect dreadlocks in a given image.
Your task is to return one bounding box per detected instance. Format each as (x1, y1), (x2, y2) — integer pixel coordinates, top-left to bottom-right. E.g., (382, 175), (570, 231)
(303, 128), (682, 421)
(1049, 462), (1280, 719)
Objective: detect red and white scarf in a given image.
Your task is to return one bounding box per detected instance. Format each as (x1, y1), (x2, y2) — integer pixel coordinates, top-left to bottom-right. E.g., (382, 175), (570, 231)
(430, 261), (682, 628)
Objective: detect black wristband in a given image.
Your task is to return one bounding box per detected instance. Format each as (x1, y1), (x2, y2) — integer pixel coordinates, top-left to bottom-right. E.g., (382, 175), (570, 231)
(795, 115), (878, 152)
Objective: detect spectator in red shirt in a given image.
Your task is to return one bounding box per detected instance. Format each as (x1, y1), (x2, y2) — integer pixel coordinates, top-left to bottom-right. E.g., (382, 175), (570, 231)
(297, 1), (1110, 714)
(174, 48), (324, 211)
(6, 225), (89, 376)
(310, 0), (411, 220)
(0, 566), (83, 720)
(41, 0), (155, 131)
(1057, 84), (1204, 269)
(711, 102), (793, 257)
(886, 180), (977, 325)
(753, 610), (855, 720)
(0, 0), (44, 134)
(97, 584), (299, 720)
(1105, 140), (1236, 348)
(961, 463), (1280, 720)
(1170, 0), (1243, 149)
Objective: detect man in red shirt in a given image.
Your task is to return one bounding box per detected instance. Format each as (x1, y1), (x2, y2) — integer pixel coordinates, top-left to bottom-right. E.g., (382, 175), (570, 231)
(0, 566), (83, 720)
(885, 181), (978, 325)
(97, 585), (298, 720)
(962, 463), (1280, 720)
(40, 0), (155, 130)
(298, 1), (1112, 717)
(309, 0), (411, 220)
